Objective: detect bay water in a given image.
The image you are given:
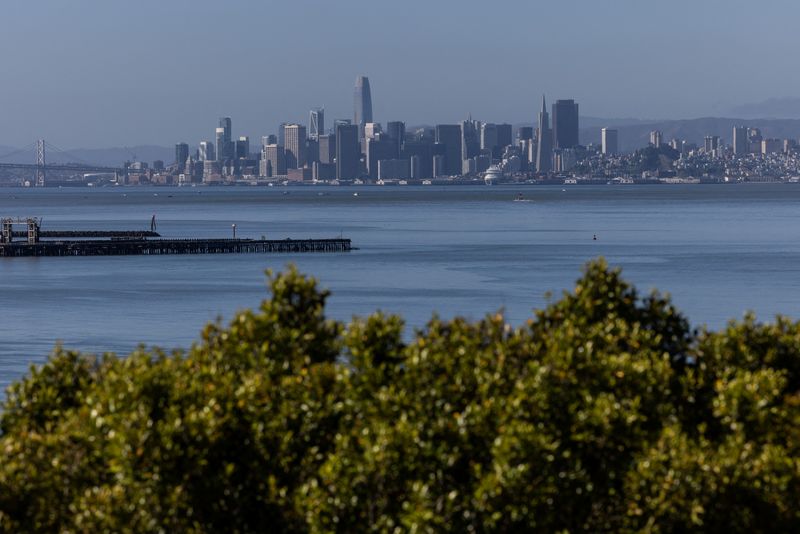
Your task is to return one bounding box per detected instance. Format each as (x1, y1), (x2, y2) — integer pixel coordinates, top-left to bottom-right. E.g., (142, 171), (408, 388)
(2, 184), (799, 392)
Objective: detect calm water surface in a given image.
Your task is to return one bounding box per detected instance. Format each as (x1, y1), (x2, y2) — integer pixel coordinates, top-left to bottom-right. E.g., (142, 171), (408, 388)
(1, 184), (799, 391)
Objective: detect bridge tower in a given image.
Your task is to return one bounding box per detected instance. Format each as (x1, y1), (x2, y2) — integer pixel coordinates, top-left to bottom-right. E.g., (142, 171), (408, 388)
(35, 139), (46, 187)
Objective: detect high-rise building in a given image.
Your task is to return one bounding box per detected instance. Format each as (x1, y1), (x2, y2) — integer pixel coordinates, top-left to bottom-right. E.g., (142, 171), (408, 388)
(496, 124), (513, 156)
(366, 134), (395, 178)
(364, 122), (382, 139)
(552, 99), (579, 149)
(199, 141), (215, 162)
(175, 143), (189, 171)
(236, 136), (250, 159)
(284, 124), (307, 169)
(278, 122), (288, 147)
(402, 141), (433, 179)
(461, 119), (480, 160)
(261, 144), (286, 177)
(336, 123), (360, 180)
(480, 123), (498, 155)
(435, 124), (463, 176)
(215, 128), (226, 162)
(218, 117), (233, 160)
(386, 121), (405, 159)
(601, 128), (618, 155)
(309, 108), (325, 140)
(319, 134), (336, 165)
(262, 134), (277, 147)
(649, 130), (663, 148)
(517, 126), (534, 141)
(354, 75), (373, 138)
(704, 135), (720, 154)
(535, 95), (552, 173)
(733, 126), (749, 156)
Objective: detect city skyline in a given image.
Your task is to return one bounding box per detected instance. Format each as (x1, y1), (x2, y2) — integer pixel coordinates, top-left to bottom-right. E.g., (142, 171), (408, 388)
(2, 0), (800, 147)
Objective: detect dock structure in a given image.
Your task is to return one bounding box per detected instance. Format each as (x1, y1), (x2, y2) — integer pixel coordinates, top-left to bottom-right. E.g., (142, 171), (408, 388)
(0, 217), (351, 257)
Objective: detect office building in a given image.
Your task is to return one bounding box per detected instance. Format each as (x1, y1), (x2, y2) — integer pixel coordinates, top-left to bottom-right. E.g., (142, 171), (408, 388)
(435, 124), (463, 176)
(386, 121), (405, 158)
(762, 138), (782, 155)
(601, 128), (618, 155)
(284, 124), (307, 169)
(704, 136), (720, 154)
(366, 135), (395, 178)
(733, 126), (749, 155)
(261, 144), (285, 177)
(175, 143), (189, 171)
(336, 123), (360, 180)
(236, 136), (250, 159)
(536, 95), (552, 173)
(309, 108), (324, 140)
(518, 126), (534, 141)
(218, 117), (233, 160)
(552, 99), (579, 149)
(354, 75), (373, 138)
(402, 141), (433, 179)
(199, 141), (215, 162)
(319, 134), (336, 165)
(480, 123), (498, 156)
(377, 159), (411, 180)
(215, 128), (226, 162)
(496, 124), (512, 155)
(461, 119), (480, 160)
(261, 135), (277, 147)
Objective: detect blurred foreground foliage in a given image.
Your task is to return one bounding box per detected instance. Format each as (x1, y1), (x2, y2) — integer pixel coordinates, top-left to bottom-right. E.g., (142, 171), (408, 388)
(2, 260), (800, 533)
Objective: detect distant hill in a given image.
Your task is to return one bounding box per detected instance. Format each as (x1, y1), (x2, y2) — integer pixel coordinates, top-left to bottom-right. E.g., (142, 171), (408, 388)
(579, 117), (800, 153)
(728, 97), (800, 119)
(0, 145), (174, 167)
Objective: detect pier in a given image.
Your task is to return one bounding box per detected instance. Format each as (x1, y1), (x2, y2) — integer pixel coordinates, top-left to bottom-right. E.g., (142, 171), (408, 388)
(0, 217), (351, 257)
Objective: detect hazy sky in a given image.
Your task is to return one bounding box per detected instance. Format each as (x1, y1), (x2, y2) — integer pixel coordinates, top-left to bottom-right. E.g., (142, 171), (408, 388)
(1, 0), (797, 147)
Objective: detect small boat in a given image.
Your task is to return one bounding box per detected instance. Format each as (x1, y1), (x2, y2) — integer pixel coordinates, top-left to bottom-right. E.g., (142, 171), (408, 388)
(513, 192), (532, 202)
(353, 192), (359, 197)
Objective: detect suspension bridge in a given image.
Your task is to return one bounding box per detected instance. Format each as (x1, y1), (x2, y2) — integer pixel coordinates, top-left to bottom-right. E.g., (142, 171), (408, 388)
(0, 140), (127, 186)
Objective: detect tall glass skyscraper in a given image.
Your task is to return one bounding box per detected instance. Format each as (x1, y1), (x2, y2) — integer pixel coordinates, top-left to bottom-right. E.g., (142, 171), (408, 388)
(309, 108), (324, 140)
(552, 99), (579, 149)
(354, 75), (373, 139)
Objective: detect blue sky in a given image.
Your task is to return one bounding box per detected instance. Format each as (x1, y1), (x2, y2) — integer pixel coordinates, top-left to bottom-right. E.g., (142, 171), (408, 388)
(0, 0), (796, 147)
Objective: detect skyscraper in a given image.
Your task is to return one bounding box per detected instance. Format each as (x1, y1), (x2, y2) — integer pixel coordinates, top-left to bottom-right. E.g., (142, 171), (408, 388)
(601, 128), (618, 155)
(198, 141), (215, 162)
(535, 95), (552, 173)
(284, 124), (307, 169)
(319, 134), (336, 165)
(354, 75), (373, 139)
(336, 123), (360, 180)
(552, 99), (579, 149)
(386, 121), (405, 159)
(261, 144), (285, 177)
(733, 126), (749, 155)
(218, 117), (233, 160)
(175, 143), (189, 173)
(215, 128), (226, 162)
(496, 124), (513, 156)
(309, 108), (325, 140)
(435, 124), (463, 176)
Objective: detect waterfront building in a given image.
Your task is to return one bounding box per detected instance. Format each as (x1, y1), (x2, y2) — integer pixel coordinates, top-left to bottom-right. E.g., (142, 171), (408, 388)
(435, 124), (463, 176)
(536, 95), (553, 173)
(552, 99), (579, 149)
(601, 128), (618, 155)
(284, 124), (307, 169)
(733, 126), (749, 155)
(309, 108), (324, 140)
(175, 143), (189, 171)
(336, 123), (360, 180)
(377, 159), (411, 180)
(354, 75), (373, 138)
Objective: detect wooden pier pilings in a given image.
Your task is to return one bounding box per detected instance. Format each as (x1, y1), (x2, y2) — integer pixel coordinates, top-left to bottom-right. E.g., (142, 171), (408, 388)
(0, 238), (352, 257)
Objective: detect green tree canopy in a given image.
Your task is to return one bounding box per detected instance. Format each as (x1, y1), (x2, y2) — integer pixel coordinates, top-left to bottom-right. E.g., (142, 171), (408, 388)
(2, 260), (799, 532)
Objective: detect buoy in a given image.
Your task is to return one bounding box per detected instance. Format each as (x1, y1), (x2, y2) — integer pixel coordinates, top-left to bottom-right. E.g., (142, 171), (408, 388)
(593, 234), (597, 241)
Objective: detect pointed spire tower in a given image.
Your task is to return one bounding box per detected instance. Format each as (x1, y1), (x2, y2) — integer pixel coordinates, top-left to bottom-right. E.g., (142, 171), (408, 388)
(536, 94), (552, 173)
